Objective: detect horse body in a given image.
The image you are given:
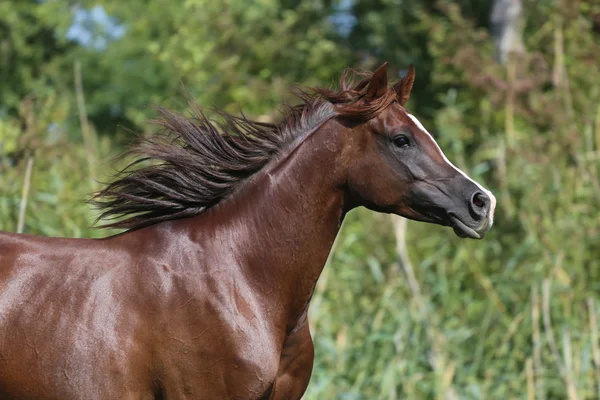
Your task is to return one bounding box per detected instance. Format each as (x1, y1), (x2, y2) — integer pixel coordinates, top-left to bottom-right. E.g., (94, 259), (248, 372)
(0, 218), (305, 399)
(0, 63), (496, 399)
(0, 232), (152, 399)
(0, 118), (348, 399)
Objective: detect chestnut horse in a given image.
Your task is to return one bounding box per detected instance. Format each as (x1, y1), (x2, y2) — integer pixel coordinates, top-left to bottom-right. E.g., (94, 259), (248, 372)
(0, 63), (495, 399)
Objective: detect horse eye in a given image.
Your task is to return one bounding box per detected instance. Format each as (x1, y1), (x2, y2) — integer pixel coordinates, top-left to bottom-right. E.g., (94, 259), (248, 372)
(392, 135), (410, 148)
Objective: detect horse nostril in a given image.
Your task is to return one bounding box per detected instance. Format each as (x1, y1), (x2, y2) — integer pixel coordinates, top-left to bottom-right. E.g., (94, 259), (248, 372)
(469, 192), (489, 221)
(472, 192), (486, 209)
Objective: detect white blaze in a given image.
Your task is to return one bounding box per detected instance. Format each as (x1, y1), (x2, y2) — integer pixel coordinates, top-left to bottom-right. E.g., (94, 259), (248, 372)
(407, 113), (497, 227)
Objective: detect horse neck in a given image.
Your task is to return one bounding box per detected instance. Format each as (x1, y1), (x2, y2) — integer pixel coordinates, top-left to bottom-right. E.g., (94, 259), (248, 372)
(198, 118), (351, 330)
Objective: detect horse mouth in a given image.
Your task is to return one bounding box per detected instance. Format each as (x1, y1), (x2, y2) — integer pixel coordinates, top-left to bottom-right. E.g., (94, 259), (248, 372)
(450, 216), (484, 239)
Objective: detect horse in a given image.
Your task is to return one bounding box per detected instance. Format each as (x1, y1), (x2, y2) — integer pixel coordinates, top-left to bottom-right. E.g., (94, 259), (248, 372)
(0, 62), (496, 400)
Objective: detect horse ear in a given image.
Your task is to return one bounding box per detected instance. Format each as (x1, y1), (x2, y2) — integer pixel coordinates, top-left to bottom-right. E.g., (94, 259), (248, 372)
(393, 64), (415, 106)
(366, 62), (389, 99)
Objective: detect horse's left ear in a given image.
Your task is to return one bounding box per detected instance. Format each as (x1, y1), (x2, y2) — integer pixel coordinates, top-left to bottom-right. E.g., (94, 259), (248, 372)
(366, 62), (389, 99)
(393, 64), (415, 106)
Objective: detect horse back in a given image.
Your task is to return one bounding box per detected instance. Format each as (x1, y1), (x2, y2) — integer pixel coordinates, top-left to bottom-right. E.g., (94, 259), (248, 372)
(0, 231), (159, 399)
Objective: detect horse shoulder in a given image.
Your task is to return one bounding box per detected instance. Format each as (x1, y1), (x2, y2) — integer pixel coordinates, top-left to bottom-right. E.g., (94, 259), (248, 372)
(139, 250), (282, 398)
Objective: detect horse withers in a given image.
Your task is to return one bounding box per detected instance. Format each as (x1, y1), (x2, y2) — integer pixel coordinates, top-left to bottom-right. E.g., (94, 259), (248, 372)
(0, 63), (495, 399)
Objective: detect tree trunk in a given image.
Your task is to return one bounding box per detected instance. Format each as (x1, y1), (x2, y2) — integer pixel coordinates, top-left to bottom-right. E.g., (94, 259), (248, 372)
(490, 0), (524, 64)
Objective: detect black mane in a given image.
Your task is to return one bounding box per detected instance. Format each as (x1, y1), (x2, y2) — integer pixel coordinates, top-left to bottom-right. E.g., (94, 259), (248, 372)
(91, 69), (394, 230)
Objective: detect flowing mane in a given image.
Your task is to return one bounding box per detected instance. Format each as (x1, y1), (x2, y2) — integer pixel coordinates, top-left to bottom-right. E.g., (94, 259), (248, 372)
(91, 68), (398, 230)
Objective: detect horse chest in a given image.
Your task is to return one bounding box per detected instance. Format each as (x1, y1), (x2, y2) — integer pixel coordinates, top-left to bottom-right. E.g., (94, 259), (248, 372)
(153, 300), (282, 399)
(158, 333), (281, 399)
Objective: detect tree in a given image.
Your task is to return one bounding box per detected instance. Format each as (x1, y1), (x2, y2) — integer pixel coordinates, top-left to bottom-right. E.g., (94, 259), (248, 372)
(0, 0), (75, 117)
(65, 0), (350, 133)
(490, 0), (524, 64)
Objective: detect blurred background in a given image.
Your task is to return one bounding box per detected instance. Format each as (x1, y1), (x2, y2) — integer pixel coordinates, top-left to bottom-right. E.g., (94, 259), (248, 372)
(1, 0), (600, 398)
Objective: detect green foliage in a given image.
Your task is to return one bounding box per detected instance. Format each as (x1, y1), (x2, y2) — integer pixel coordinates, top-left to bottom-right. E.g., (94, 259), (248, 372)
(2, 0), (600, 398)
(0, 98), (120, 237)
(58, 0), (350, 131)
(0, 0), (75, 116)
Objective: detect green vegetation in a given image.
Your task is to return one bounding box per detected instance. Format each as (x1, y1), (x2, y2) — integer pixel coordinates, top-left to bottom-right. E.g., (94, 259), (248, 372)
(2, 0), (600, 398)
